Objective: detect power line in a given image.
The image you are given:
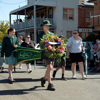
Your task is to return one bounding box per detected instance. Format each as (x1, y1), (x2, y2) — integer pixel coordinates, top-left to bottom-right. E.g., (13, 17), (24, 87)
(0, 0), (26, 5)
(0, 5), (8, 20)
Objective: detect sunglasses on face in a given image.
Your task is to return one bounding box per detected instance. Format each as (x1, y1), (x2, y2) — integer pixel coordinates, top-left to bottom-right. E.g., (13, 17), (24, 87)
(73, 33), (77, 34)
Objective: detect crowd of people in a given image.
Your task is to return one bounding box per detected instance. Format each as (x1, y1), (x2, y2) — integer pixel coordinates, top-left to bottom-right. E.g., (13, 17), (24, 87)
(0, 20), (100, 91)
(93, 39), (100, 70)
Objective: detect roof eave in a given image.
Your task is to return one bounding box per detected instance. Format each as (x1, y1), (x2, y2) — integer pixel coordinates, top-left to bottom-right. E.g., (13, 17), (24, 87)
(10, 1), (56, 15)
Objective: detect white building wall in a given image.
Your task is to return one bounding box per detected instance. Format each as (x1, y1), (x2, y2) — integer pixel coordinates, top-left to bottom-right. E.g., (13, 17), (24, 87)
(55, 0), (78, 38)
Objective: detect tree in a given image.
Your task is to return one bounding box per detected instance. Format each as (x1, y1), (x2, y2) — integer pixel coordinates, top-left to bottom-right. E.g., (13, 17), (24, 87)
(0, 31), (4, 43)
(0, 20), (10, 43)
(83, 33), (100, 43)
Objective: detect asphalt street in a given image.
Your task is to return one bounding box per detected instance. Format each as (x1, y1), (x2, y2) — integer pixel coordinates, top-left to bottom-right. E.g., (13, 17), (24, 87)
(0, 63), (100, 100)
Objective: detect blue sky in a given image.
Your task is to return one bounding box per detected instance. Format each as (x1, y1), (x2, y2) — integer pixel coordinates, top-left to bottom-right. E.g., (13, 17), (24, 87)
(0, 0), (27, 21)
(0, 0), (93, 22)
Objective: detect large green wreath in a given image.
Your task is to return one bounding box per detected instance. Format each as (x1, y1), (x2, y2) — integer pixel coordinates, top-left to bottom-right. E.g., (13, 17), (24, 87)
(40, 33), (66, 63)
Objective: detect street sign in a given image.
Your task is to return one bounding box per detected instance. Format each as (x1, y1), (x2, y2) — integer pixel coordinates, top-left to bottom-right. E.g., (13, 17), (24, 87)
(78, 28), (92, 32)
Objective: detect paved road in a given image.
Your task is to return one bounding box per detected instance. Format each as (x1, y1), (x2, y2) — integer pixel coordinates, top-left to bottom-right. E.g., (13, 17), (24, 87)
(0, 63), (100, 100)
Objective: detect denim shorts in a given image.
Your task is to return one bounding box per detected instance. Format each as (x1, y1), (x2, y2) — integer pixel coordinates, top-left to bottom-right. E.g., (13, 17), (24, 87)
(87, 54), (91, 59)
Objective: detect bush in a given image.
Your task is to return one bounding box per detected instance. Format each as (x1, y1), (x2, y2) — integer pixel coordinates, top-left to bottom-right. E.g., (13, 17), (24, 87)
(83, 33), (100, 42)
(0, 20), (10, 43)
(64, 38), (69, 43)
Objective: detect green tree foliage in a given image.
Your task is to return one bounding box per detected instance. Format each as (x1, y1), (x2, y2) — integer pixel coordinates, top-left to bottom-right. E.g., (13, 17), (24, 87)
(0, 20), (10, 43)
(83, 33), (100, 43)
(64, 38), (69, 43)
(0, 31), (4, 43)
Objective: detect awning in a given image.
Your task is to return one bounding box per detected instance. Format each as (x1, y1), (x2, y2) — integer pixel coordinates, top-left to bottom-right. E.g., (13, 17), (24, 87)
(10, 1), (56, 15)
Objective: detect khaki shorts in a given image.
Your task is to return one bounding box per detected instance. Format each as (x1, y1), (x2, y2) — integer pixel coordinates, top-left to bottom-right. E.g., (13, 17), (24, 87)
(44, 59), (54, 66)
(57, 59), (66, 67)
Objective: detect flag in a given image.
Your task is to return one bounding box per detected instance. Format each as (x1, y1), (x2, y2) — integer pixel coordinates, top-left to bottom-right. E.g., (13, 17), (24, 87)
(14, 46), (41, 67)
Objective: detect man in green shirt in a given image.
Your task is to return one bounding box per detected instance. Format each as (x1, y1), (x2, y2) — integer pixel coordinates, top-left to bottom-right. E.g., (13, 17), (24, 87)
(39, 20), (55, 91)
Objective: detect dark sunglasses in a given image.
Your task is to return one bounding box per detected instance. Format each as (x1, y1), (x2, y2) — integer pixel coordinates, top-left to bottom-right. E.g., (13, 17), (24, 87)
(73, 32), (77, 34)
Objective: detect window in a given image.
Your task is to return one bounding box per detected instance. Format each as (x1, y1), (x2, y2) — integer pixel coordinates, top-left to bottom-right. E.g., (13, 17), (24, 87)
(49, 8), (53, 18)
(69, 9), (74, 19)
(82, 32), (86, 39)
(67, 31), (72, 38)
(63, 9), (67, 19)
(38, 11), (45, 18)
(63, 8), (74, 20)
(91, 12), (94, 16)
(86, 12), (90, 22)
(86, 12), (94, 22)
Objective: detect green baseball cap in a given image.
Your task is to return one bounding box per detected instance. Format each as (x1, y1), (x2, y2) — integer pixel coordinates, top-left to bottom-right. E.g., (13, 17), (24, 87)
(41, 20), (52, 26)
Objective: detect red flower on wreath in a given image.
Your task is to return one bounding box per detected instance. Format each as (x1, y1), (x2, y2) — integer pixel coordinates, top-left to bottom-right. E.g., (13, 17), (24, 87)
(45, 39), (48, 43)
(62, 47), (65, 50)
(59, 47), (62, 49)
(49, 44), (51, 46)
(55, 39), (58, 42)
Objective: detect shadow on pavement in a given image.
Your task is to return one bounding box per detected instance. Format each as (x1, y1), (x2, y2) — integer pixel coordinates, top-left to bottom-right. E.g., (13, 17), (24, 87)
(51, 78), (86, 81)
(0, 78), (41, 83)
(0, 86), (46, 95)
(0, 71), (27, 73)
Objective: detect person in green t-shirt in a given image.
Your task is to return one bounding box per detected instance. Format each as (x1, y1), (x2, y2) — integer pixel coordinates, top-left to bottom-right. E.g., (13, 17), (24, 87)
(52, 35), (67, 81)
(85, 42), (91, 68)
(40, 20), (55, 91)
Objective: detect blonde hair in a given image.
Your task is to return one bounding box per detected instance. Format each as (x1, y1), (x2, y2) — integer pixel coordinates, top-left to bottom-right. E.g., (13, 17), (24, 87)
(19, 36), (23, 40)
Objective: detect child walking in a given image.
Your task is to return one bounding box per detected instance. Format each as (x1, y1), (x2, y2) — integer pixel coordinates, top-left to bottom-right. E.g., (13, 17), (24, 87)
(52, 35), (67, 81)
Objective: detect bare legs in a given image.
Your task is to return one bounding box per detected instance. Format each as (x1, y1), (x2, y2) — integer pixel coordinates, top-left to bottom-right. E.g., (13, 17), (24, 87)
(78, 62), (84, 76)
(19, 63), (22, 69)
(55, 66), (65, 74)
(44, 64), (53, 83)
(71, 62), (85, 77)
(8, 64), (13, 79)
(27, 63), (31, 70)
(71, 63), (76, 76)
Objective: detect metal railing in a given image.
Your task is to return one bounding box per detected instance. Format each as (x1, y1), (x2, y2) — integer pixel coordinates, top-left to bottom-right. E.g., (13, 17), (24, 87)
(11, 18), (54, 30)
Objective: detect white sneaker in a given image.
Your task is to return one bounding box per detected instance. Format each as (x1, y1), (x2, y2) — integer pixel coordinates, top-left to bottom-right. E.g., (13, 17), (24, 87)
(72, 75), (76, 79)
(19, 66), (22, 69)
(27, 69), (32, 73)
(8, 77), (15, 82)
(82, 75), (87, 80)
